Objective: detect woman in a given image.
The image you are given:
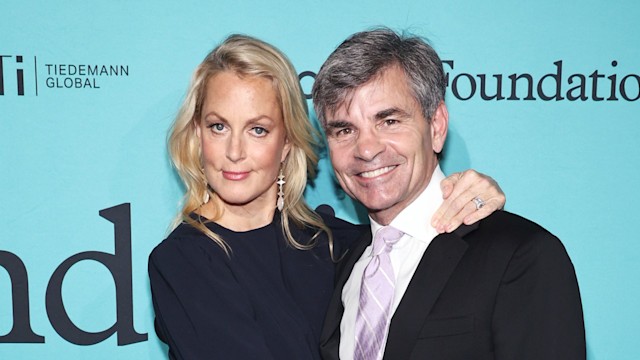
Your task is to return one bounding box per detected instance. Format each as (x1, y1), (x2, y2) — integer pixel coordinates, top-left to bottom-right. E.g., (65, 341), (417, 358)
(148, 34), (505, 359)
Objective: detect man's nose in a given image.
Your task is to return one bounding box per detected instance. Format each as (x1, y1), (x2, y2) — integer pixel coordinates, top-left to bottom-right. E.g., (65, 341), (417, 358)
(354, 128), (385, 161)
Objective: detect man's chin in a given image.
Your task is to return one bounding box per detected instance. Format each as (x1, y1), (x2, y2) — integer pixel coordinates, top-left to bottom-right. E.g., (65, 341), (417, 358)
(360, 199), (399, 214)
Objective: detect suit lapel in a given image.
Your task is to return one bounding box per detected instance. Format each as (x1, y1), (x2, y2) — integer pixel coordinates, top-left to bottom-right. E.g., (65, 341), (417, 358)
(384, 225), (475, 359)
(320, 229), (372, 358)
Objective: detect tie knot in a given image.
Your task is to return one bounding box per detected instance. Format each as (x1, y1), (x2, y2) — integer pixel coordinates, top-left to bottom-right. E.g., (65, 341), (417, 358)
(372, 226), (404, 256)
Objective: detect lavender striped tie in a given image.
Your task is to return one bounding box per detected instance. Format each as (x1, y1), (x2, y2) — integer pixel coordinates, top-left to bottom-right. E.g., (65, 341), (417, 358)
(354, 226), (404, 360)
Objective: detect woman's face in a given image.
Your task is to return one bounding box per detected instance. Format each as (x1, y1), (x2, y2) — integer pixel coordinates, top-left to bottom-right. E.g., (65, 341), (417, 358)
(196, 71), (291, 212)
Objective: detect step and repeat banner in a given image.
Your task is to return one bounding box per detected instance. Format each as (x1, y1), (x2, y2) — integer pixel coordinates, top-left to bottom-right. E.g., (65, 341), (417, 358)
(2, 1), (639, 359)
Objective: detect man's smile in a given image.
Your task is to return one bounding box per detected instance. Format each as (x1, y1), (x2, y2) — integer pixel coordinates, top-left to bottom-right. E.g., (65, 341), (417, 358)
(357, 165), (397, 179)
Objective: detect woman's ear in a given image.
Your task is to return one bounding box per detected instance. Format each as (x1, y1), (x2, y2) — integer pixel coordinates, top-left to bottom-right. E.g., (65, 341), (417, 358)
(281, 137), (292, 163)
(195, 120), (202, 139)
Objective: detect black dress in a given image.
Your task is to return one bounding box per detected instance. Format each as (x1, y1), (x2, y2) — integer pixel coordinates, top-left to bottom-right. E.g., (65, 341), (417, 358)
(148, 208), (363, 359)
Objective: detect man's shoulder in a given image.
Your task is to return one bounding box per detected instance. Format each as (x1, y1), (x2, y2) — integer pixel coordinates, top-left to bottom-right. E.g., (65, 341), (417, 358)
(477, 210), (551, 236)
(466, 210), (567, 256)
(455, 211), (580, 292)
(473, 210), (553, 236)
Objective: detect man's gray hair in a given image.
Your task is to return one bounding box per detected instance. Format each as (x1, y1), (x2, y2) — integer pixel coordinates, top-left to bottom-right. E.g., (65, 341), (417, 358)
(312, 28), (446, 126)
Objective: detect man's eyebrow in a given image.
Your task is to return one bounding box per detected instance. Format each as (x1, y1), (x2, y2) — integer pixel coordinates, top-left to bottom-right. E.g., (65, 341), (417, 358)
(375, 107), (410, 120)
(325, 120), (352, 128)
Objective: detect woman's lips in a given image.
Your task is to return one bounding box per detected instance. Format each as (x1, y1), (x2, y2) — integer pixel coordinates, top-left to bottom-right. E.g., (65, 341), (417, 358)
(222, 171), (250, 181)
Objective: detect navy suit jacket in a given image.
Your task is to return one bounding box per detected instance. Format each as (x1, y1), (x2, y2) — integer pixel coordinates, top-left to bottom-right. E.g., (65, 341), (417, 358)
(320, 211), (585, 360)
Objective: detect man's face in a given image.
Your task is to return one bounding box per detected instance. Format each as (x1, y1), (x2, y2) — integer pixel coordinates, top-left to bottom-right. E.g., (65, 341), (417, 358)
(324, 65), (448, 224)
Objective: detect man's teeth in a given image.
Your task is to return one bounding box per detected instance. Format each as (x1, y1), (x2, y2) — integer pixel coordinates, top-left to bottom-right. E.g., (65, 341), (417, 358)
(360, 166), (395, 178)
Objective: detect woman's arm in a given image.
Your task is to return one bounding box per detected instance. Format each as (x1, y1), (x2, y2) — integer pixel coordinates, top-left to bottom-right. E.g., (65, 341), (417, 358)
(148, 238), (276, 360)
(432, 169), (506, 233)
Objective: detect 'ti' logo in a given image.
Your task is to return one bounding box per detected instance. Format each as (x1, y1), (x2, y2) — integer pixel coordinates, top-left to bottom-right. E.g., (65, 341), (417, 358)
(0, 55), (36, 96)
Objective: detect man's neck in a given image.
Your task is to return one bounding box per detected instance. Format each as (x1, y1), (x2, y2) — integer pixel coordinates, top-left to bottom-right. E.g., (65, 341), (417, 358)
(369, 163), (439, 226)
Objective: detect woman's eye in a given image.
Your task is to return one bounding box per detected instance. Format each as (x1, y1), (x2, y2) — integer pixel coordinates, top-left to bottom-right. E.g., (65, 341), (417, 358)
(251, 127), (268, 136)
(209, 123), (225, 132)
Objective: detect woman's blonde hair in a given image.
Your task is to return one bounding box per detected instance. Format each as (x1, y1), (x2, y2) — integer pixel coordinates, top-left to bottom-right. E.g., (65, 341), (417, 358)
(168, 34), (332, 255)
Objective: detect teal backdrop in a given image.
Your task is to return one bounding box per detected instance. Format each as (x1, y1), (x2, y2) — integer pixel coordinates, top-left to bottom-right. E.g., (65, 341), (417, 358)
(2, 1), (639, 359)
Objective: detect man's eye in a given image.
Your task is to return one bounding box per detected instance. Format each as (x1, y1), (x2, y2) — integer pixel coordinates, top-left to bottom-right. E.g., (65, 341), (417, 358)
(335, 128), (353, 137)
(384, 119), (398, 126)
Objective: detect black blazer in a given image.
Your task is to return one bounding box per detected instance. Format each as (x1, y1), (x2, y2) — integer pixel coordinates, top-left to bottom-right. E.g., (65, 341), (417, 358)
(320, 211), (585, 360)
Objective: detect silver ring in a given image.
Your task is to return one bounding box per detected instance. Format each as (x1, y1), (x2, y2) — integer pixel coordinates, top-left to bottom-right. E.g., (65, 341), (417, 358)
(472, 197), (485, 210)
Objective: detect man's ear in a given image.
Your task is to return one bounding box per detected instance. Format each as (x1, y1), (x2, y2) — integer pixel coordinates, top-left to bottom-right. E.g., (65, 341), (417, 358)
(430, 101), (449, 153)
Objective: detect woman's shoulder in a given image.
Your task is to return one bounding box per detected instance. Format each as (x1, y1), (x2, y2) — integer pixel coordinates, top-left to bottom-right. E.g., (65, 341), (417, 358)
(149, 221), (226, 265)
(315, 204), (367, 250)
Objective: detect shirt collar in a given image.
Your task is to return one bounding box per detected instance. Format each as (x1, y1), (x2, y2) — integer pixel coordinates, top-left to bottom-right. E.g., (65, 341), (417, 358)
(369, 165), (444, 244)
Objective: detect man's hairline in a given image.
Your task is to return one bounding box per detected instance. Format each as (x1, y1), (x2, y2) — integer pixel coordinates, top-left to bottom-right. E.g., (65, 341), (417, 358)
(320, 63), (433, 129)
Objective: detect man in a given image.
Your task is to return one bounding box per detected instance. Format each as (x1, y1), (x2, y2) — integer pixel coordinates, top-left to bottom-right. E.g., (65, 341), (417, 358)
(312, 29), (585, 360)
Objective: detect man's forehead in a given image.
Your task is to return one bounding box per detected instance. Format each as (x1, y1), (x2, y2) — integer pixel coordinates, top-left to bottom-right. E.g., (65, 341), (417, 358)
(329, 68), (415, 120)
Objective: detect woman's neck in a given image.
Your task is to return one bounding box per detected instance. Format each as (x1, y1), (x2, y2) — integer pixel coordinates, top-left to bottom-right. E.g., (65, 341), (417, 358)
(199, 195), (278, 232)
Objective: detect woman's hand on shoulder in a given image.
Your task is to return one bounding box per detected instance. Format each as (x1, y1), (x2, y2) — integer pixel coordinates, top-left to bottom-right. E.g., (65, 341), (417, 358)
(432, 169), (506, 233)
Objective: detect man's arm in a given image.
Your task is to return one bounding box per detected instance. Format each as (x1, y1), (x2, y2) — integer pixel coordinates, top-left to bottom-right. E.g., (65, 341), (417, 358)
(492, 231), (586, 359)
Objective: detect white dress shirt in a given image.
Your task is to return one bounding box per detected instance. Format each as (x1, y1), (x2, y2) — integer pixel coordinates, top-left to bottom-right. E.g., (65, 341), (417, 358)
(339, 165), (445, 360)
